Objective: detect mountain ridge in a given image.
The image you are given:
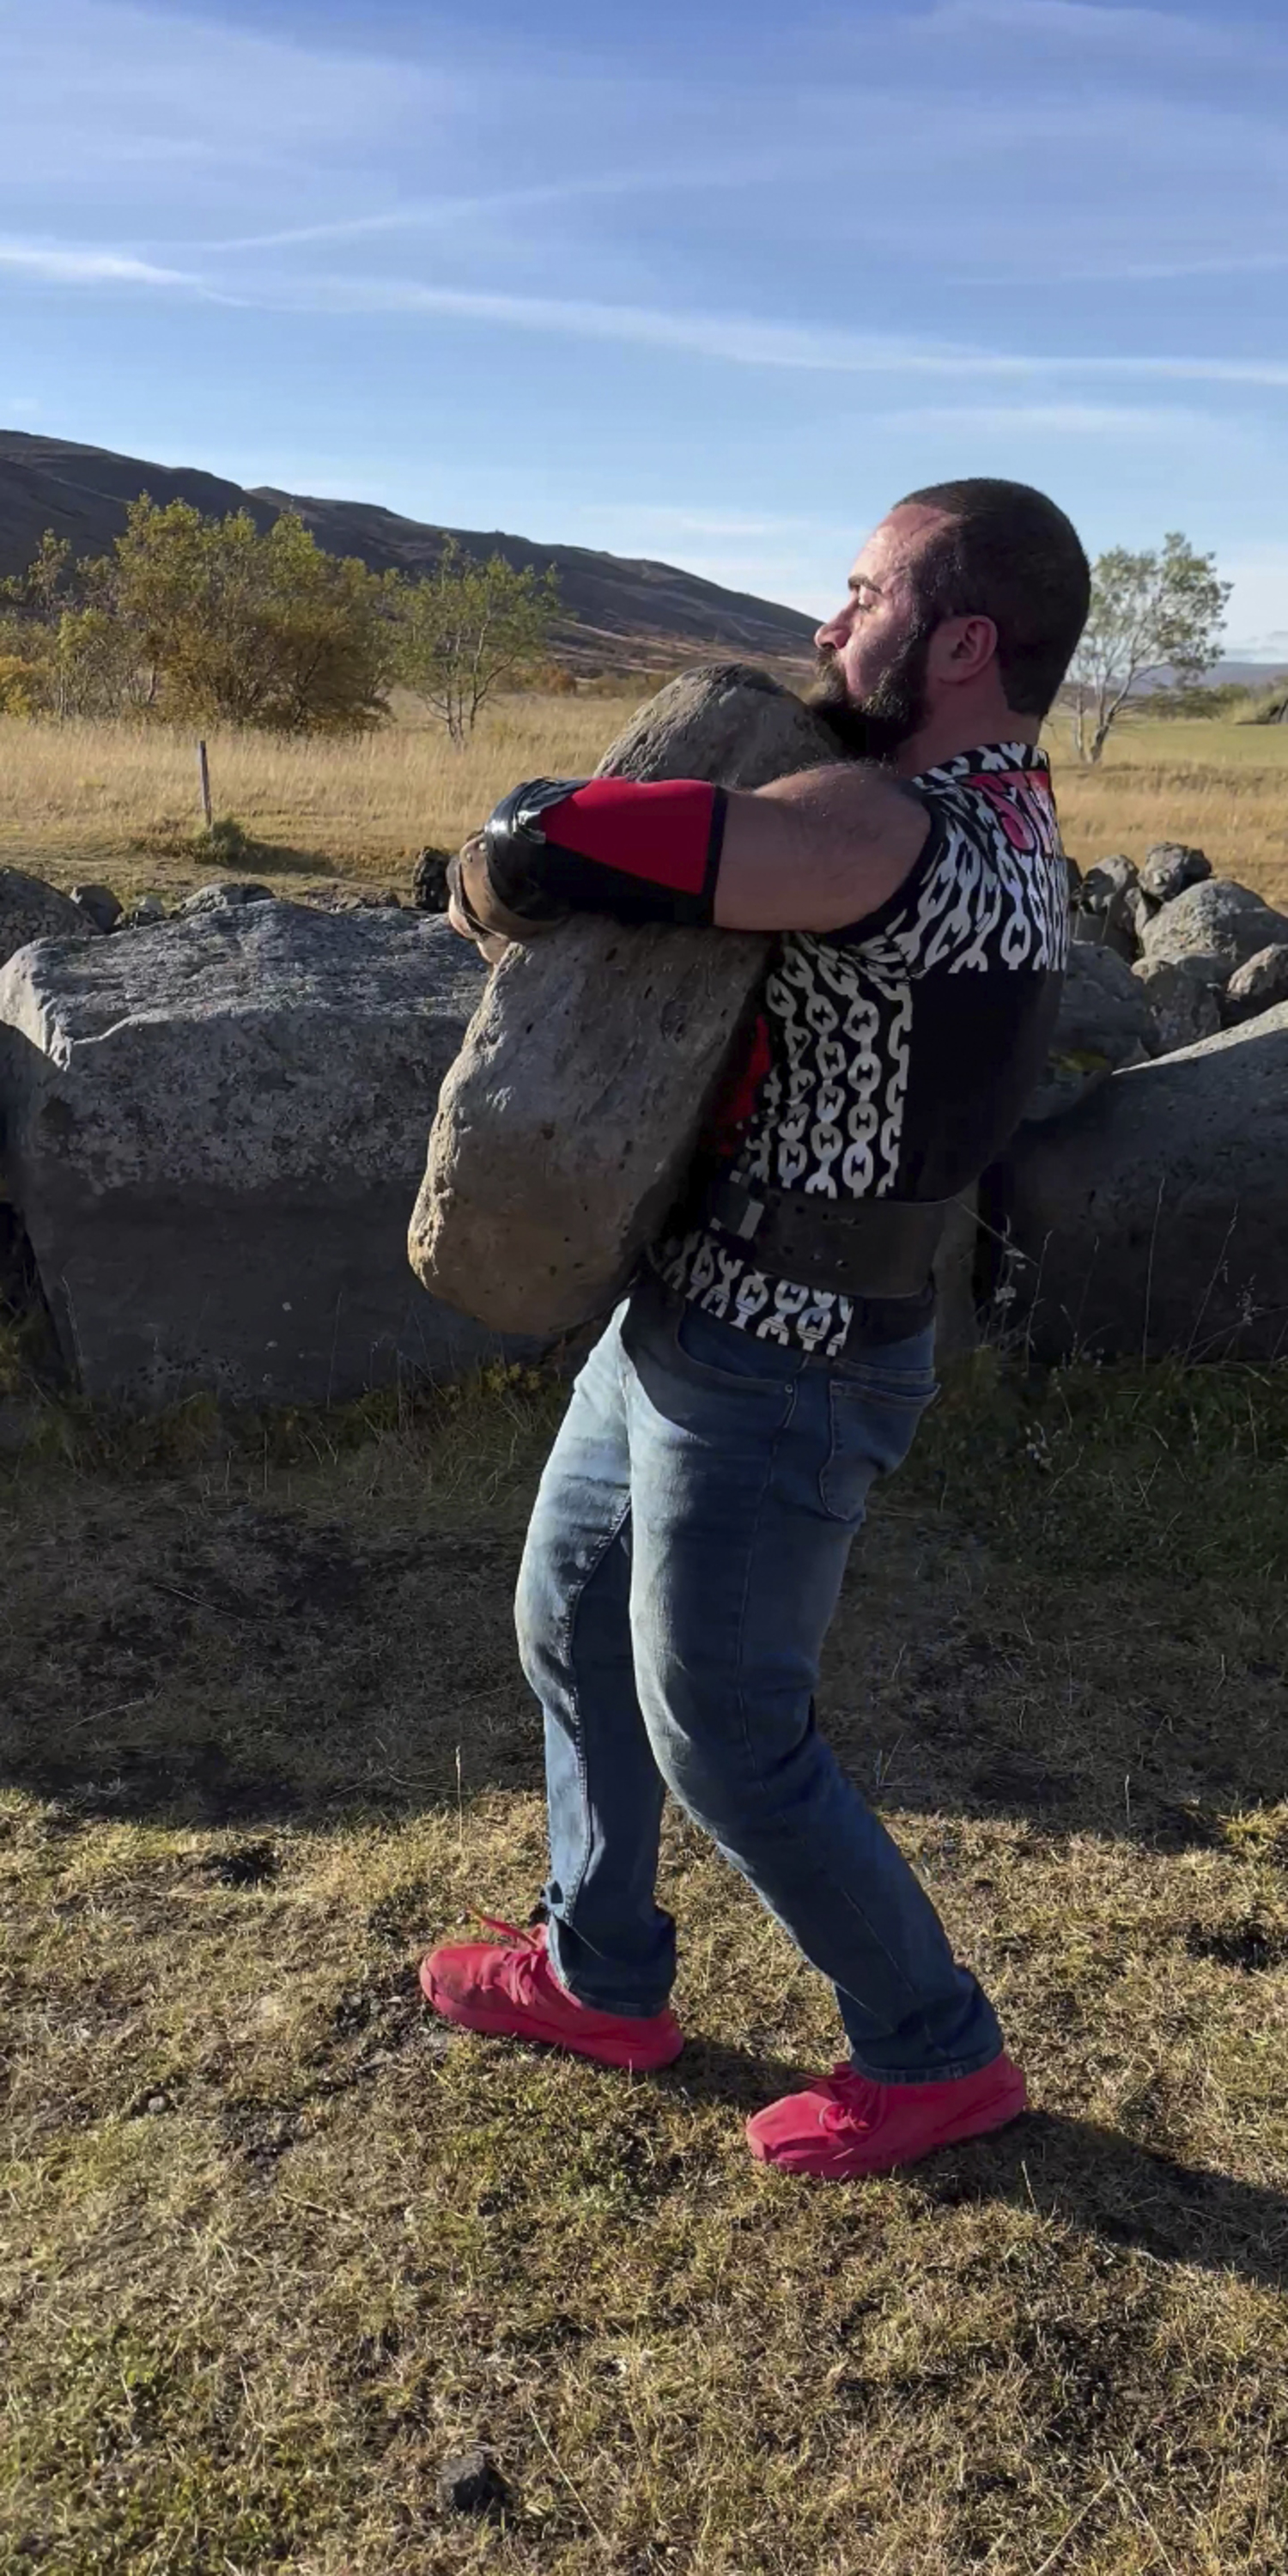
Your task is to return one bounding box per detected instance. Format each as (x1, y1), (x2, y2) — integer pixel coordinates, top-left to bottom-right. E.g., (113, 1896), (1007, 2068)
(0, 429), (817, 674)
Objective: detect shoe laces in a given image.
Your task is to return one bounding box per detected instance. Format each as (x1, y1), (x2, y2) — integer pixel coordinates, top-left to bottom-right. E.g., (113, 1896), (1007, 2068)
(473, 1910), (549, 2005)
(813, 2064), (882, 2136)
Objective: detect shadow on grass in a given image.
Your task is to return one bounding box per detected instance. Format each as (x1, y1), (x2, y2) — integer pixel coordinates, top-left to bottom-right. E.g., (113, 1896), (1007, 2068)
(916, 2108), (1288, 2294)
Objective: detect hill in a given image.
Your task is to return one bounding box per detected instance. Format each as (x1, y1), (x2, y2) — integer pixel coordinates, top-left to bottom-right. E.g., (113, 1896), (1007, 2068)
(0, 429), (817, 676)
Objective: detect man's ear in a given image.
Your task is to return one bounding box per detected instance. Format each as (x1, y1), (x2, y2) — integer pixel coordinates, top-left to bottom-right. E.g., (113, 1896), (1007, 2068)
(930, 613), (998, 688)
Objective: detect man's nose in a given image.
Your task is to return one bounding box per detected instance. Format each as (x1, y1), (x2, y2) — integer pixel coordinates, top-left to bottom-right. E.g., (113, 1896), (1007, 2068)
(815, 607), (848, 652)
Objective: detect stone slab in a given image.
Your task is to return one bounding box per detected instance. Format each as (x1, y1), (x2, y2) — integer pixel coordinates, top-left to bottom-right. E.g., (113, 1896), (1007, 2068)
(0, 902), (536, 1405)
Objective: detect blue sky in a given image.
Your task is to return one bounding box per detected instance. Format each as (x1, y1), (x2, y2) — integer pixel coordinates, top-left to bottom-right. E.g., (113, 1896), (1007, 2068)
(2, 0), (1286, 653)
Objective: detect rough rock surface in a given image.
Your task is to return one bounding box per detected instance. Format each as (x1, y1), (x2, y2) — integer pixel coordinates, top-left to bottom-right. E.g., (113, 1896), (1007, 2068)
(1140, 878), (1288, 973)
(1004, 1002), (1288, 1360)
(1132, 952), (1226, 1054)
(410, 665), (847, 1336)
(1024, 940), (1156, 1123)
(1224, 943), (1288, 1024)
(0, 902), (530, 1405)
(1, 866), (94, 969)
(1139, 841), (1211, 904)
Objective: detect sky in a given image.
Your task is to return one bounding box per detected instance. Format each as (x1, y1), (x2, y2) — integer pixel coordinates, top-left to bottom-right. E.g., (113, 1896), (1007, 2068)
(1, 0), (1286, 655)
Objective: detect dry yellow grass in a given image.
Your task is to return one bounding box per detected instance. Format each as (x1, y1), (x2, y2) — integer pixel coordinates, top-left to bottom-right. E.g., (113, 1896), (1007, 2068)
(0, 696), (644, 906)
(3, 698), (1286, 908)
(1048, 715), (1288, 907)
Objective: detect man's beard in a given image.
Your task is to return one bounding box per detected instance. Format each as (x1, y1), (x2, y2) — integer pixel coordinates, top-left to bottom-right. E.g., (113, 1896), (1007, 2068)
(805, 623), (933, 764)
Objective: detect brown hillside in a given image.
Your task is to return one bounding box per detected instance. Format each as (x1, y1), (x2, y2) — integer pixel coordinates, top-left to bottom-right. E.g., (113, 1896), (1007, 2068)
(0, 428), (817, 675)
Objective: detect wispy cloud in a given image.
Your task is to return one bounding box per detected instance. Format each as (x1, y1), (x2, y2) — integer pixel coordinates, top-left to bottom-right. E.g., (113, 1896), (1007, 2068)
(0, 240), (189, 285)
(290, 279), (1288, 393)
(919, 0), (1288, 71)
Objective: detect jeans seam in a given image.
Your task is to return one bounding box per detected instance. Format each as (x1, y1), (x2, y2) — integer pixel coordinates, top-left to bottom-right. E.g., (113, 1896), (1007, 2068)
(731, 1378), (799, 1784)
(557, 1495), (634, 1926)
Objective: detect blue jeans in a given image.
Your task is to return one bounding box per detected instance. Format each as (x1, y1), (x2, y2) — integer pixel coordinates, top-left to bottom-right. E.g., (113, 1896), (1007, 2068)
(514, 1272), (1002, 2081)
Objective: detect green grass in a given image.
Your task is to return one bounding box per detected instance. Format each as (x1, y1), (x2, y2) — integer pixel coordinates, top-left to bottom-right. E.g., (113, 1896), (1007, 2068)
(3, 1359), (1288, 2573)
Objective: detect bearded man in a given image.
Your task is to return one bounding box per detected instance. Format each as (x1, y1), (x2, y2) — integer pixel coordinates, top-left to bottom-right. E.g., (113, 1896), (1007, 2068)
(422, 477), (1090, 2181)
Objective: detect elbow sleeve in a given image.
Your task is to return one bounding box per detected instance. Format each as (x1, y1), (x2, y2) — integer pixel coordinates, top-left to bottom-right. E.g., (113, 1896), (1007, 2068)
(483, 776), (727, 927)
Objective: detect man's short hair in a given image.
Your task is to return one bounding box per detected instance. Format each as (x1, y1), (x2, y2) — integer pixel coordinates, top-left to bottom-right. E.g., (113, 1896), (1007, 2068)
(896, 478), (1091, 718)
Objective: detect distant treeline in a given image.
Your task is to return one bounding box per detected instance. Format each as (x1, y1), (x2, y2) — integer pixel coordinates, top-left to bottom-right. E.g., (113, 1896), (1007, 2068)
(0, 497), (559, 739)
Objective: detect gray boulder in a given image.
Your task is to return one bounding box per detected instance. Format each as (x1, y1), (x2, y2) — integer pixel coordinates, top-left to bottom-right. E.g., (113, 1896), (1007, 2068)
(1004, 1002), (1288, 1361)
(1, 866), (94, 969)
(1072, 855), (1140, 963)
(70, 882), (123, 933)
(1139, 841), (1211, 904)
(0, 903), (532, 1406)
(179, 880), (275, 915)
(410, 664), (848, 1336)
(1224, 944), (1288, 1024)
(1132, 953), (1226, 1054)
(1024, 941), (1156, 1124)
(412, 848), (452, 913)
(1140, 878), (1288, 974)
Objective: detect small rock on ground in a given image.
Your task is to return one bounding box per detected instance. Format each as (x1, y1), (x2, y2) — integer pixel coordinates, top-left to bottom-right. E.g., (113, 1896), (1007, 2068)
(437, 2448), (509, 2518)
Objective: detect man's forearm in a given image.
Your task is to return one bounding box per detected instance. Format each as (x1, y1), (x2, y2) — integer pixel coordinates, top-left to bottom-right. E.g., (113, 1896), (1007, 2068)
(450, 763), (930, 947)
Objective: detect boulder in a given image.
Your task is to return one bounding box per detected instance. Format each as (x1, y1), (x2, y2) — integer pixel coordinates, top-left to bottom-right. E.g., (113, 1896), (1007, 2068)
(1140, 878), (1288, 974)
(410, 665), (847, 1337)
(1003, 1002), (1288, 1361)
(179, 880), (275, 915)
(1072, 855), (1140, 963)
(1, 866), (94, 969)
(412, 848), (452, 913)
(70, 882), (123, 933)
(1139, 841), (1211, 904)
(1132, 953), (1226, 1054)
(0, 902), (532, 1406)
(1024, 941), (1156, 1123)
(1224, 943), (1288, 1024)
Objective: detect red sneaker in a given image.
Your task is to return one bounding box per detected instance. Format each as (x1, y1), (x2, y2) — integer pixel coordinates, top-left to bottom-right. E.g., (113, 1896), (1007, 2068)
(419, 1915), (683, 2072)
(746, 2053), (1027, 2179)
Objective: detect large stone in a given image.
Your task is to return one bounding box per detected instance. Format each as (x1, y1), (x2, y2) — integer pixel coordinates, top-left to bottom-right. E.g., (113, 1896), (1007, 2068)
(1139, 841), (1211, 904)
(1003, 1003), (1288, 1360)
(410, 665), (847, 1337)
(1, 866), (94, 969)
(0, 902), (530, 1406)
(1224, 943), (1288, 1024)
(1072, 854), (1140, 962)
(70, 882), (123, 933)
(1132, 952), (1226, 1054)
(1140, 878), (1288, 974)
(1024, 940), (1155, 1124)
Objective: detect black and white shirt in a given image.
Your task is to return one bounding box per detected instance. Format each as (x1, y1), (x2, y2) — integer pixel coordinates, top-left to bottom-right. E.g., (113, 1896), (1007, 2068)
(653, 742), (1068, 1357)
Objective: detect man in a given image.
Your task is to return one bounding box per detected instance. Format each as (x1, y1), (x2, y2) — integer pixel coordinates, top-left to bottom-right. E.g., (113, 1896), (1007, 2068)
(421, 477), (1089, 2181)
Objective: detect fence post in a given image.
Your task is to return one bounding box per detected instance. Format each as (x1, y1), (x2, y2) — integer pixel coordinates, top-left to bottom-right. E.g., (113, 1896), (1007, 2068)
(197, 738), (212, 829)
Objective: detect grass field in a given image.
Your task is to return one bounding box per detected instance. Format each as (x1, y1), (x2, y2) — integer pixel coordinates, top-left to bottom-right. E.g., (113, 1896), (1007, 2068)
(3, 699), (1287, 909)
(3, 1358), (1288, 2574)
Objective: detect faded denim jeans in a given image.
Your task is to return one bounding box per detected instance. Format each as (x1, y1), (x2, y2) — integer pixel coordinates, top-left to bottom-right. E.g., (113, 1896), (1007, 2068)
(514, 1271), (1001, 2080)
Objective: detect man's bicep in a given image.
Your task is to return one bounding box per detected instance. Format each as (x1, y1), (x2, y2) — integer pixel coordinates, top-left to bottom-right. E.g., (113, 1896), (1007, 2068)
(713, 770), (932, 933)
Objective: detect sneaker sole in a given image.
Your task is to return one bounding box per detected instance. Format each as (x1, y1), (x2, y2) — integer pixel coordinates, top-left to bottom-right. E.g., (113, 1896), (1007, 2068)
(420, 1960), (684, 2072)
(747, 2075), (1029, 2179)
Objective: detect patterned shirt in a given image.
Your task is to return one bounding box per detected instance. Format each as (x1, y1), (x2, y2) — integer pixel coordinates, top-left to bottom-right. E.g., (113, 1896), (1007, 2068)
(653, 742), (1068, 1357)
